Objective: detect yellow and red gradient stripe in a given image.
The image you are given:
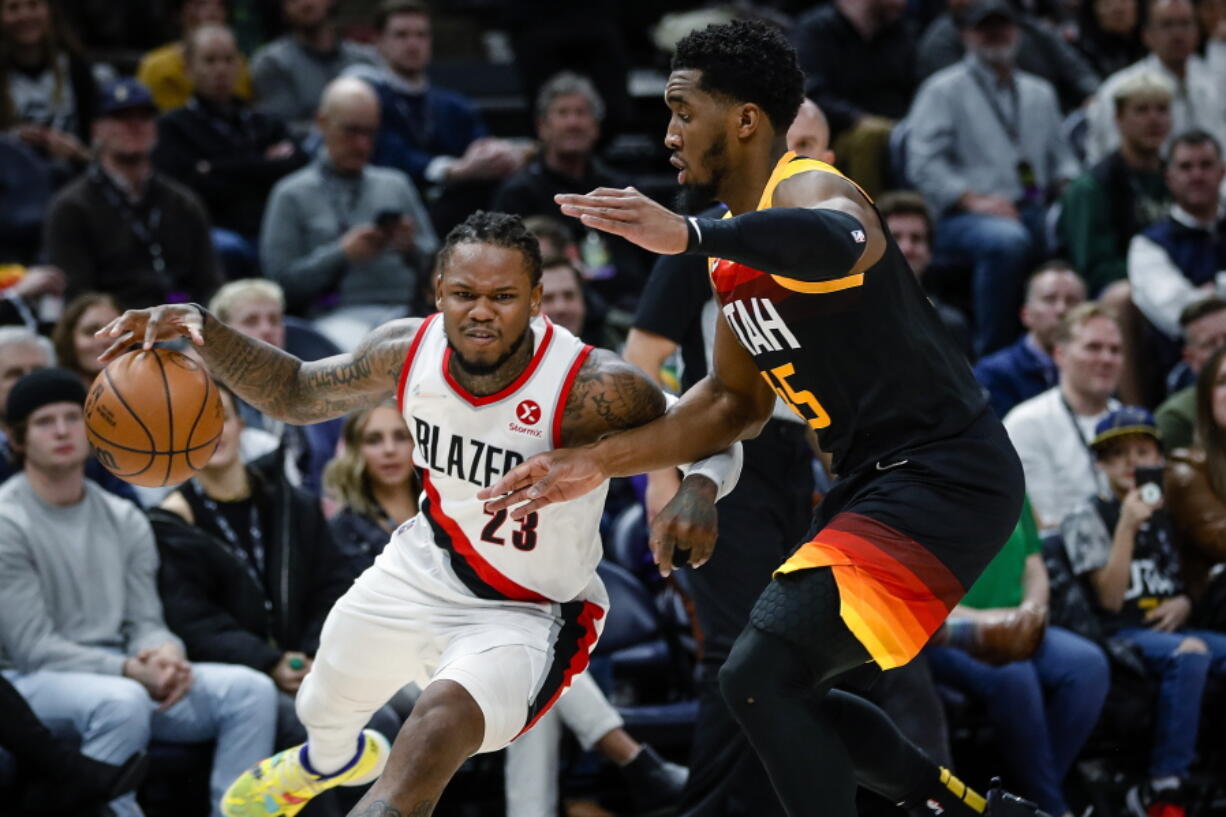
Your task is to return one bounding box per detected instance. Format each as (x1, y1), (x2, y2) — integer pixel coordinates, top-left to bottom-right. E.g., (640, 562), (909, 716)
(776, 512), (964, 669)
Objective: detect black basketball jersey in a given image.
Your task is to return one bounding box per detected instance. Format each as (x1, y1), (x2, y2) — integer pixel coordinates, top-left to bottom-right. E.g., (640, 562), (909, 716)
(708, 153), (987, 475)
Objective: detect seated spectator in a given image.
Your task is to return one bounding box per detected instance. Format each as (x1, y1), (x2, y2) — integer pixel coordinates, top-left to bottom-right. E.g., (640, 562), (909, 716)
(975, 263), (1088, 418)
(1128, 130), (1226, 342)
(1167, 345), (1226, 604)
(1156, 297), (1226, 447)
(322, 403), (684, 817)
(0, 671), (147, 816)
(492, 70), (649, 310)
(1063, 406), (1226, 816)
(927, 495), (1110, 817)
(44, 78), (222, 309)
(324, 401), (418, 574)
(791, 0), (917, 196)
(907, 0), (1080, 355)
(877, 190), (972, 356)
(150, 386), (398, 761)
(1060, 72), (1173, 297)
(1005, 303), (1124, 530)
(1075, 0), (1148, 77)
(0, 324), (139, 504)
(259, 77), (437, 350)
(785, 97), (836, 165)
(350, 0), (525, 236)
(154, 23), (307, 251)
(0, 134), (55, 265)
(250, 0), (376, 135)
(0, 0), (104, 175)
(0, 265), (64, 331)
(207, 279), (342, 493)
(1085, 0), (1226, 164)
(136, 0), (252, 112)
(540, 255), (620, 349)
(0, 369), (278, 817)
(50, 292), (117, 389)
(917, 0), (1099, 111)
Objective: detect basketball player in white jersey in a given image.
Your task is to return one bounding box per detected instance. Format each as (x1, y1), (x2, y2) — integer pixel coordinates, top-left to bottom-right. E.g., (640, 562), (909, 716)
(97, 211), (740, 817)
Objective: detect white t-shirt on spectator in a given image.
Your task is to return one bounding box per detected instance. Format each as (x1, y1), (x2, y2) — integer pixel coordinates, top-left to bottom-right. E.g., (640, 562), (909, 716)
(1003, 386), (1118, 533)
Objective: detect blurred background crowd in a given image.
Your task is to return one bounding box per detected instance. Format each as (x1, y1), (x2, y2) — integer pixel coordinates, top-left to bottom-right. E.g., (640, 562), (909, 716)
(1, 0), (1226, 816)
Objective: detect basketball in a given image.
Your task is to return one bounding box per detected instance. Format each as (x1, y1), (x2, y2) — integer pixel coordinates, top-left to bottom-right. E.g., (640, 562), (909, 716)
(84, 348), (225, 487)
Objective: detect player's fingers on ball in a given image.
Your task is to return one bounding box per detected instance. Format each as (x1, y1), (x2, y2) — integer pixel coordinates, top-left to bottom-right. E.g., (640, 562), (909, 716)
(98, 332), (135, 363)
(142, 309), (163, 348)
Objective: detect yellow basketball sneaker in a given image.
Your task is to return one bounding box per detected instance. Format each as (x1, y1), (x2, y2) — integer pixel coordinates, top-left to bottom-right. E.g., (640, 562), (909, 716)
(221, 729), (391, 816)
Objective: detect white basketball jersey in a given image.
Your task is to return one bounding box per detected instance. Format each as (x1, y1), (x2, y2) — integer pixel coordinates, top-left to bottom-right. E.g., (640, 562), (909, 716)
(396, 313), (608, 604)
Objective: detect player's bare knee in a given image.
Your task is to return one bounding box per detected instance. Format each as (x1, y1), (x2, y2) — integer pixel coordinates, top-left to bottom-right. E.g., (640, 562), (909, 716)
(400, 681), (485, 758)
(1175, 636), (1208, 655)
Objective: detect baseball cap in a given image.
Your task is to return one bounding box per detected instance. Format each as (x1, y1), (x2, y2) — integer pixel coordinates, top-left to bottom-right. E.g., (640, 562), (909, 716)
(97, 78), (157, 118)
(5, 368), (87, 426)
(964, 0), (1018, 27)
(1090, 406), (1161, 451)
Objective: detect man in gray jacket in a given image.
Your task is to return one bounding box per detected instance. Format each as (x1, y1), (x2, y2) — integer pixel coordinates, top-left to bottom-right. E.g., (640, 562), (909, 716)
(260, 77), (438, 350)
(0, 369), (278, 817)
(907, 0), (1080, 356)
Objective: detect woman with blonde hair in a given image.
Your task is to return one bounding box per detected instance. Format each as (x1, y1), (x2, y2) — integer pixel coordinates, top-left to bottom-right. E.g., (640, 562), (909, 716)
(326, 400), (419, 576)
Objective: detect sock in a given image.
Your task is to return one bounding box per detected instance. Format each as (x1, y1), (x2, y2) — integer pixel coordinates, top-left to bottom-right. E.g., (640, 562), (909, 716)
(901, 767), (988, 817)
(302, 734), (365, 779)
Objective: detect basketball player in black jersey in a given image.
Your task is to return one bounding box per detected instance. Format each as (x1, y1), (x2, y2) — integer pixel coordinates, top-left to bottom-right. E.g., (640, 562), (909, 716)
(482, 19), (1040, 817)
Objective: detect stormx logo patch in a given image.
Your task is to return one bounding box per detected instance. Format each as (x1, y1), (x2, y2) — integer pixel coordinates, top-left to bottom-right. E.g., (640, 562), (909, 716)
(851, 229), (866, 243)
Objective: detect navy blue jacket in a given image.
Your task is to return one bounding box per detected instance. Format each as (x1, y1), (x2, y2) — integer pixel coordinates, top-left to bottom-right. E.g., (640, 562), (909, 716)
(973, 336), (1058, 418)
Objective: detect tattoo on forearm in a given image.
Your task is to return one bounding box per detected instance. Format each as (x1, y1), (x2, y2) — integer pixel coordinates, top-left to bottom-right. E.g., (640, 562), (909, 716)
(562, 350), (667, 446)
(348, 800), (434, 817)
(200, 312), (416, 425)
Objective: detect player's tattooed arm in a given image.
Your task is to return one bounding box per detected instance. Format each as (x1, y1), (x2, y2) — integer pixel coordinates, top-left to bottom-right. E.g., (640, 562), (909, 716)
(200, 313), (421, 424)
(560, 348), (668, 447)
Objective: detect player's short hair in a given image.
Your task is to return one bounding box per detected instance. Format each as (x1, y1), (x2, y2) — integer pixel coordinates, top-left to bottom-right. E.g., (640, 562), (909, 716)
(1179, 295), (1226, 331)
(0, 325), (53, 364)
(535, 71), (604, 122)
(670, 19), (805, 132)
(1054, 302), (1119, 346)
(876, 191), (932, 239)
(437, 211), (543, 287)
(209, 278), (285, 323)
(375, 0), (429, 32)
(1112, 70), (1174, 115)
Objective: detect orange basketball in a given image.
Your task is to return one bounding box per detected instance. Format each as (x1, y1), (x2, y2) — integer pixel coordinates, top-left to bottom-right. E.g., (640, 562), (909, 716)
(84, 348), (224, 487)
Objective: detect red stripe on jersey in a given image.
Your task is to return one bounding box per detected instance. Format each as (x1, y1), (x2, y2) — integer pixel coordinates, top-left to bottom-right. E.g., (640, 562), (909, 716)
(515, 600), (604, 739)
(552, 345), (593, 448)
(442, 320), (556, 407)
(396, 313), (439, 414)
(419, 469), (548, 603)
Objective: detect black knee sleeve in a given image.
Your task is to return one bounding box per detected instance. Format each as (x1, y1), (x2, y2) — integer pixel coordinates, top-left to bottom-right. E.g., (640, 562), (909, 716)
(749, 568), (870, 678)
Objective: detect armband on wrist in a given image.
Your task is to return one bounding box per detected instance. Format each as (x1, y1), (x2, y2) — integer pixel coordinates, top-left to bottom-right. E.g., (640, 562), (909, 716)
(187, 302), (210, 325)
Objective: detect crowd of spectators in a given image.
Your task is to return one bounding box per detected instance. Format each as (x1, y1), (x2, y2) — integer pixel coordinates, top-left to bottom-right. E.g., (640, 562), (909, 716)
(2, 0), (1226, 815)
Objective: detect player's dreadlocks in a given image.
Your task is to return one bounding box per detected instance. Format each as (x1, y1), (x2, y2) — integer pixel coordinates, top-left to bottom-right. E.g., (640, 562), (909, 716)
(671, 19), (805, 132)
(438, 210), (543, 286)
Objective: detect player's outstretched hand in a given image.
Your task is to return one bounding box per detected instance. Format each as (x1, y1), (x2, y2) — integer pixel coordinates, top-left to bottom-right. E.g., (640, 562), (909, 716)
(556, 187), (689, 255)
(96, 304), (205, 364)
(478, 447), (608, 520)
(648, 474), (718, 576)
